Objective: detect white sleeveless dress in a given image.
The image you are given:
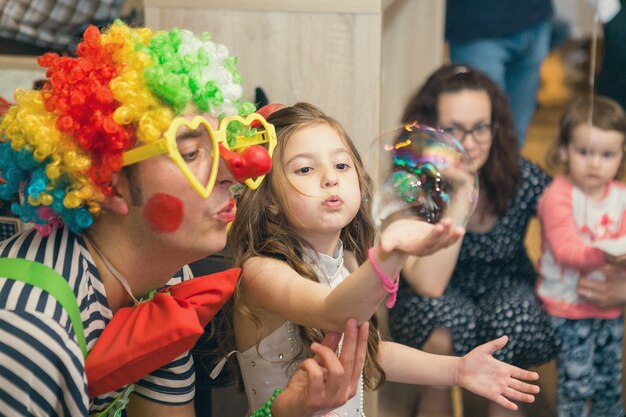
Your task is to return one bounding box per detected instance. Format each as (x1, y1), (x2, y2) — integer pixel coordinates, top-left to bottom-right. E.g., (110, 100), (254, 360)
(237, 241), (365, 416)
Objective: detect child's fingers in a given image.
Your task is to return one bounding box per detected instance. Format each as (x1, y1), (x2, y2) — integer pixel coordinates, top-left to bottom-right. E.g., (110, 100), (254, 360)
(379, 216), (464, 255)
(502, 385), (536, 404)
(493, 395), (519, 411)
(508, 378), (540, 395)
(381, 220), (447, 254)
(433, 218), (451, 230)
(412, 221), (463, 255)
(507, 365), (539, 382)
(434, 226), (464, 249)
(349, 322), (369, 384)
(476, 335), (508, 354)
(504, 387), (535, 404)
(378, 219), (435, 252)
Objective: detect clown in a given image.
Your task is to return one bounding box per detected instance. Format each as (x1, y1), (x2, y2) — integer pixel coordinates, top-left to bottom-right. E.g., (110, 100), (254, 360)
(0, 22), (367, 417)
(0, 21), (274, 234)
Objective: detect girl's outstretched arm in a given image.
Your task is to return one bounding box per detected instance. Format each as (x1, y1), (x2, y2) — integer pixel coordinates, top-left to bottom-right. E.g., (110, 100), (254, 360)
(378, 338), (539, 411)
(239, 219), (463, 332)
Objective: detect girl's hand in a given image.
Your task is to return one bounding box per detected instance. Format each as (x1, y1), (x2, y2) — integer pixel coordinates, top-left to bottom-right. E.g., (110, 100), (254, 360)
(456, 336), (540, 411)
(378, 217), (464, 256)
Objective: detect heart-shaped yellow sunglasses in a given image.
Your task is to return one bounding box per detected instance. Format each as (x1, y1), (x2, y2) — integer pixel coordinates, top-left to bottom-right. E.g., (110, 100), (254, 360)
(122, 113), (276, 198)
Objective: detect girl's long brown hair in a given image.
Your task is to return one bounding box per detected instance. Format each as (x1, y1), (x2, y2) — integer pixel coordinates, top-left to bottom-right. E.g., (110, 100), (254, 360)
(229, 102), (385, 389)
(402, 65), (521, 217)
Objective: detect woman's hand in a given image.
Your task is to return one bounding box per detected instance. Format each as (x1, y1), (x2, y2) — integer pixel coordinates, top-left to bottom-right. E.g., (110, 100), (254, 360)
(604, 251), (626, 268)
(272, 319), (369, 417)
(457, 336), (540, 411)
(577, 265), (626, 308)
(378, 217), (464, 256)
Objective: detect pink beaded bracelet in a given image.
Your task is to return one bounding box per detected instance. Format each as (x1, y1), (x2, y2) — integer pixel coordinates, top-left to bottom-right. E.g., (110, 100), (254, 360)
(367, 246), (399, 308)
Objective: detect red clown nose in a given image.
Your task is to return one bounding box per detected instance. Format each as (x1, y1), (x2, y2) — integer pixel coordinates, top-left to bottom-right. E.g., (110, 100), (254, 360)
(219, 144), (272, 183)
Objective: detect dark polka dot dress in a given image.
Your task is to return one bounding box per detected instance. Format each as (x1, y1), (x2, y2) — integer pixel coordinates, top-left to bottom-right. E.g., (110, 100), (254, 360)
(389, 158), (558, 368)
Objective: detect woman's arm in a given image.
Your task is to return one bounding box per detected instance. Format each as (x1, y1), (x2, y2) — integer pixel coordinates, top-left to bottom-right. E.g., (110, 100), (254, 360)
(401, 238), (464, 297)
(378, 339), (539, 411)
(240, 219), (462, 332)
(400, 164), (474, 297)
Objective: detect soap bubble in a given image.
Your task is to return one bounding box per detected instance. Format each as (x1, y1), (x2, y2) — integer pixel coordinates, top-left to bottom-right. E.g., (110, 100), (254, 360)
(366, 122), (478, 228)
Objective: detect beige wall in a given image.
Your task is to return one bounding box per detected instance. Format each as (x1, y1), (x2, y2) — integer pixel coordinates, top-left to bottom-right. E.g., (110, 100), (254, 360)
(122, 0), (144, 15)
(144, 4), (445, 414)
(144, 0), (445, 157)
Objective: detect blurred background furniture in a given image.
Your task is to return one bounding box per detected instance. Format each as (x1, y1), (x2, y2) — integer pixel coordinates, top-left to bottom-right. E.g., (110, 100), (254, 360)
(0, 216), (22, 241)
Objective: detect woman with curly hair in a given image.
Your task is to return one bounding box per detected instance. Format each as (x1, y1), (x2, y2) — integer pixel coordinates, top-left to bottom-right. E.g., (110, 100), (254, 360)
(389, 65), (557, 417)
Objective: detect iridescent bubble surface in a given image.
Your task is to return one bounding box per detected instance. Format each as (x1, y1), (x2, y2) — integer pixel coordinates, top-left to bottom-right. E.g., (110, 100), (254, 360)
(367, 123), (479, 228)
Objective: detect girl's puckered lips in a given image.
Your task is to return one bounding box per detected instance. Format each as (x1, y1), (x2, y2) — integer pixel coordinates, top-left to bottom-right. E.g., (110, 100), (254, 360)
(322, 195), (344, 209)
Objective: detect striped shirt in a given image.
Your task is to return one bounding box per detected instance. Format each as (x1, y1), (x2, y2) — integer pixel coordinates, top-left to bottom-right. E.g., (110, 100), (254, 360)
(0, 0), (123, 51)
(0, 227), (195, 416)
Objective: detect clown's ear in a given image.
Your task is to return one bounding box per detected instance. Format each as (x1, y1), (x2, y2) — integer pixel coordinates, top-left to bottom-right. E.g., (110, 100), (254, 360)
(101, 171), (134, 215)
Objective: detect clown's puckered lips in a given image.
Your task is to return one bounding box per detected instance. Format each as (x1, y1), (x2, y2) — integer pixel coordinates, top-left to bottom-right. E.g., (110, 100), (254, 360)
(215, 198), (236, 223)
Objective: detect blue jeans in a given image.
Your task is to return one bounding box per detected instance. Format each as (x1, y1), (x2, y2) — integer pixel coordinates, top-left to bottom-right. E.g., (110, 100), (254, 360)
(597, 6), (626, 110)
(449, 18), (551, 148)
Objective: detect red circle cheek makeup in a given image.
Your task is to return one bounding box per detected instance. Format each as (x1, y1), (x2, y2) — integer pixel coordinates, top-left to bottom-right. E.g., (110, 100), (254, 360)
(142, 193), (184, 232)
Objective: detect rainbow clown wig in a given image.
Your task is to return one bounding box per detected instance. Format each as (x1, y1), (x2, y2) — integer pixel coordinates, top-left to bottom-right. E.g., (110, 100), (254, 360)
(0, 21), (256, 235)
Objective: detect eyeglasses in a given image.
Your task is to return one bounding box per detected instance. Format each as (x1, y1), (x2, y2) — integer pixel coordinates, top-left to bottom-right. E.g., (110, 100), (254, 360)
(122, 113), (276, 198)
(440, 122), (498, 144)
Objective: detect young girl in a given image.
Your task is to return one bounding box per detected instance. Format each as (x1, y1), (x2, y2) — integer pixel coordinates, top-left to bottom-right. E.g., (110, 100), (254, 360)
(536, 96), (626, 417)
(228, 102), (541, 416)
